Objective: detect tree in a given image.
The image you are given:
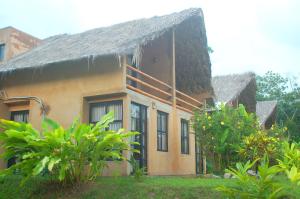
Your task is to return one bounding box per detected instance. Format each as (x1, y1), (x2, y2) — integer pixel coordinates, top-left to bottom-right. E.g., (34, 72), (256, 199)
(256, 71), (300, 142)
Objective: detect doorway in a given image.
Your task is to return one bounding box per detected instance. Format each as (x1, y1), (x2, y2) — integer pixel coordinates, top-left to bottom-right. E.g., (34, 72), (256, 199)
(131, 102), (147, 169)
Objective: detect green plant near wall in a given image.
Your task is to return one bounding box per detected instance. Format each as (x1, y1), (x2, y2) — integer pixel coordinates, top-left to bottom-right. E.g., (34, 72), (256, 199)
(193, 104), (259, 173)
(0, 112), (139, 185)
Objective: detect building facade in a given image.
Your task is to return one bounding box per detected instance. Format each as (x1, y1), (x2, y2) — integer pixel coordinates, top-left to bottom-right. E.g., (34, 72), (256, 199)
(0, 8), (212, 175)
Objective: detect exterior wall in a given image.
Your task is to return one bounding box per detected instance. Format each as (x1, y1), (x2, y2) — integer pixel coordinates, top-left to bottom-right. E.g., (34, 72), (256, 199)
(128, 90), (195, 175)
(140, 32), (172, 86)
(0, 26), (40, 63)
(0, 57), (125, 169)
(0, 103), (9, 169)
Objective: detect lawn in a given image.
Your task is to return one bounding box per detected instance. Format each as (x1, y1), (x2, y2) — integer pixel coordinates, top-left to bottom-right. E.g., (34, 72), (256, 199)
(0, 175), (233, 199)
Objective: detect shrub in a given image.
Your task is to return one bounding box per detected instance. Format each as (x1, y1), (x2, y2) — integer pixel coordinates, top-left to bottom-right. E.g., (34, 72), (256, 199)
(193, 104), (259, 172)
(238, 129), (284, 166)
(216, 156), (286, 199)
(277, 141), (300, 171)
(0, 112), (138, 185)
(128, 155), (146, 182)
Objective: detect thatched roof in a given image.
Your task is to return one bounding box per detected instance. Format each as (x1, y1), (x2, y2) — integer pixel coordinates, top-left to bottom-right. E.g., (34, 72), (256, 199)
(0, 8), (205, 75)
(256, 100), (277, 126)
(212, 72), (256, 103)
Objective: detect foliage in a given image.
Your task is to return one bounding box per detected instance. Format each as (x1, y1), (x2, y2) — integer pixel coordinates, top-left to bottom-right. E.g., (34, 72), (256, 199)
(238, 126), (286, 164)
(0, 112), (138, 185)
(128, 155), (146, 182)
(193, 104), (259, 172)
(256, 71), (300, 142)
(277, 141), (300, 171)
(216, 156), (286, 199)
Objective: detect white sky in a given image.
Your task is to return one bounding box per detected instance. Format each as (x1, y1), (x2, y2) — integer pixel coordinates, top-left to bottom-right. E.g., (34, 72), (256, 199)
(1, 0), (300, 78)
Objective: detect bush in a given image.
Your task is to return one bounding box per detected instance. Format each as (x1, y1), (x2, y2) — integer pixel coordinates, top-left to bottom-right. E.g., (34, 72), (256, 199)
(216, 157), (286, 199)
(193, 104), (259, 172)
(238, 128), (285, 166)
(0, 112), (138, 185)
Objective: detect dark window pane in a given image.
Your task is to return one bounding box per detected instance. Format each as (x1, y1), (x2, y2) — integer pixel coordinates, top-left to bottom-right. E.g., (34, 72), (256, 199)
(89, 101), (123, 130)
(157, 111), (168, 152)
(181, 119), (189, 154)
(0, 44), (5, 61)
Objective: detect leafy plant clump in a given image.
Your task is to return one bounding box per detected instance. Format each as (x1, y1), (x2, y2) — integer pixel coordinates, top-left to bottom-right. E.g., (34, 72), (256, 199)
(0, 112), (139, 185)
(128, 156), (146, 182)
(216, 157), (286, 199)
(193, 104), (259, 172)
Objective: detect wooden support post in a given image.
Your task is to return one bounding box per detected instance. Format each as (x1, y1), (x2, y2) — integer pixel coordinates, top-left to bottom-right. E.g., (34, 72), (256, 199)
(172, 29), (176, 107)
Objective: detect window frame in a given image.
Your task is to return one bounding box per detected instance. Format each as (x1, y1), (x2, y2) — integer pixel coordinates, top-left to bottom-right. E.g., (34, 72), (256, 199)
(89, 100), (123, 130)
(157, 110), (168, 152)
(181, 119), (190, 154)
(0, 43), (5, 61)
(10, 110), (29, 123)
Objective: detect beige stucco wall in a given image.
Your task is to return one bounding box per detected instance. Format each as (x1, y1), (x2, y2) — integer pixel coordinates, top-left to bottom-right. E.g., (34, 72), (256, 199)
(128, 90), (195, 175)
(0, 57), (126, 170)
(0, 27), (40, 63)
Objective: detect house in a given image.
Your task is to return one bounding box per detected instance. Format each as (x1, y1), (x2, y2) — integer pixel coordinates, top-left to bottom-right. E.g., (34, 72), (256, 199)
(0, 26), (41, 63)
(256, 100), (277, 129)
(0, 8), (212, 175)
(212, 72), (256, 113)
(212, 73), (277, 128)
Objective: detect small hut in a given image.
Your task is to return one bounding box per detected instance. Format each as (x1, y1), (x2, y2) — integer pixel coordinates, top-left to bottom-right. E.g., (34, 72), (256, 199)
(256, 100), (277, 129)
(212, 72), (256, 113)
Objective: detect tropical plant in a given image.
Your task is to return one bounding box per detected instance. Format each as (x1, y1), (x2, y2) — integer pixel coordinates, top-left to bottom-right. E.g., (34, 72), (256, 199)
(193, 104), (259, 173)
(238, 128), (284, 166)
(285, 166), (300, 186)
(0, 112), (139, 185)
(216, 156), (285, 199)
(128, 155), (146, 182)
(277, 141), (300, 171)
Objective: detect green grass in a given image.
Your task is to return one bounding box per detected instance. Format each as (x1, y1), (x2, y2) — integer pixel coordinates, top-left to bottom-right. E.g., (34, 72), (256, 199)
(0, 175), (233, 199)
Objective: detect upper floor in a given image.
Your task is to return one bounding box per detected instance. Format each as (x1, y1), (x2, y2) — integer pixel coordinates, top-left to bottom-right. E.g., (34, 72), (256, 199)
(0, 8), (213, 115)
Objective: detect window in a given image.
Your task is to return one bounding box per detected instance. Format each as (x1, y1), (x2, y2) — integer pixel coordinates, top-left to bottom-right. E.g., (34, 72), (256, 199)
(0, 44), (5, 61)
(181, 119), (189, 154)
(157, 111), (168, 151)
(10, 110), (29, 123)
(89, 100), (123, 131)
(8, 110), (29, 168)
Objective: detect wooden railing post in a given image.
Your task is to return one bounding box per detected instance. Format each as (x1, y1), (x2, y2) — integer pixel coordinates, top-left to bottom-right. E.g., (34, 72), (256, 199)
(172, 29), (176, 107)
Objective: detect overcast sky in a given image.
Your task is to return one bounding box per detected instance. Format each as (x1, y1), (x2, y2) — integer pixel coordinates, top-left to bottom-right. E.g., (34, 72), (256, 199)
(1, 0), (299, 78)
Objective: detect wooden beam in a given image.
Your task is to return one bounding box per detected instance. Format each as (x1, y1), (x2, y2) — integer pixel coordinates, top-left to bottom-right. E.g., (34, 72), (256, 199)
(172, 29), (176, 107)
(126, 65), (172, 89)
(127, 85), (172, 105)
(176, 90), (203, 106)
(126, 75), (172, 97)
(176, 105), (193, 114)
(176, 97), (201, 110)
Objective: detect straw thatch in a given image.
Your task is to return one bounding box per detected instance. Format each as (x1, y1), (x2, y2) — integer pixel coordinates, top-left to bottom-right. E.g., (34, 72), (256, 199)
(256, 100), (277, 128)
(212, 72), (256, 112)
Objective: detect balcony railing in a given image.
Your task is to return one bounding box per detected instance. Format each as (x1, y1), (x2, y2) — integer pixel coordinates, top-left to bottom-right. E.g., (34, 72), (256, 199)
(126, 64), (203, 113)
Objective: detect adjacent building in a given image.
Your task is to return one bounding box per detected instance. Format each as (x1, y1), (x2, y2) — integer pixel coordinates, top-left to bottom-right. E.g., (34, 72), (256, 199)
(0, 26), (41, 63)
(212, 73), (277, 129)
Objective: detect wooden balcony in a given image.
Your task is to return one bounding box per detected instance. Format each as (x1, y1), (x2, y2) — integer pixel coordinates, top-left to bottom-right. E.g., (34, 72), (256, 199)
(126, 65), (203, 113)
